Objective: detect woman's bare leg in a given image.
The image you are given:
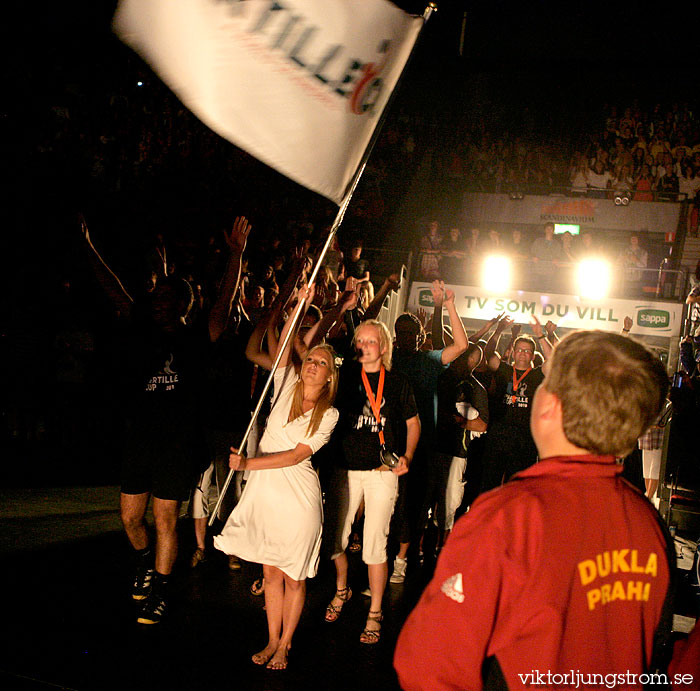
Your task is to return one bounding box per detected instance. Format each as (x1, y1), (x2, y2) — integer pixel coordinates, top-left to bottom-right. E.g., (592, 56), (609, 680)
(645, 478), (659, 501)
(325, 552), (351, 621)
(267, 573), (306, 670)
(252, 564), (284, 665)
(193, 516), (207, 551)
(367, 561), (387, 615)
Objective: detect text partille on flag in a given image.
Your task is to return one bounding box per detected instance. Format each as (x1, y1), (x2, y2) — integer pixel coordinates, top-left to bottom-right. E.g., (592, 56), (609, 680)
(113, 0), (423, 204)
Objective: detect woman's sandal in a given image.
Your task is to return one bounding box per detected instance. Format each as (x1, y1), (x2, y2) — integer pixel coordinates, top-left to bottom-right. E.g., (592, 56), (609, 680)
(359, 610), (383, 645)
(250, 577), (265, 596)
(324, 586), (352, 622)
(348, 532), (361, 553)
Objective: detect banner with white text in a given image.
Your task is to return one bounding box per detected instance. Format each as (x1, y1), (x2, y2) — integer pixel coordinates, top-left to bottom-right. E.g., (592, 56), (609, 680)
(114, 0), (423, 204)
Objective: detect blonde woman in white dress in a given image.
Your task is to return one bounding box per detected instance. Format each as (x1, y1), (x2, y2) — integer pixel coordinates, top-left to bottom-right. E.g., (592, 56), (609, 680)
(214, 287), (339, 670)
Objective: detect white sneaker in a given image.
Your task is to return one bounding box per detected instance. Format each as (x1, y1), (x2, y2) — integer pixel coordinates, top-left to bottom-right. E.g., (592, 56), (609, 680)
(389, 557), (408, 584)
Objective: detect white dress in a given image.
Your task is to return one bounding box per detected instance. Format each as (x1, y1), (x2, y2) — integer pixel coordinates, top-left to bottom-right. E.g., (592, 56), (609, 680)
(214, 366), (338, 580)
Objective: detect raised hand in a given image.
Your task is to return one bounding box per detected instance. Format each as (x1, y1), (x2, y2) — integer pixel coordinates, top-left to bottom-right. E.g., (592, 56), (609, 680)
(511, 322), (522, 338)
(344, 276), (359, 293)
(385, 273), (401, 291)
(499, 315), (514, 330)
(341, 288), (358, 312)
(431, 280), (445, 306)
(224, 216), (251, 253)
(416, 307), (429, 328)
(623, 316), (633, 332)
(294, 282), (315, 306)
(530, 314), (544, 338)
(545, 320), (557, 338)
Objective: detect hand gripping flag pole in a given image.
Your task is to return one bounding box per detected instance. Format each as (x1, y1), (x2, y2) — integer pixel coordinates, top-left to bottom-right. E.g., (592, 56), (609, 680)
(209, 3), (437, 526)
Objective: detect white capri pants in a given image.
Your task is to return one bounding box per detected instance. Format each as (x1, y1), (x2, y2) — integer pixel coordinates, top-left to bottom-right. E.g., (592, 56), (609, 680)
(642, 448), (662, 480)
(444, 456), (467, 531)
(325, 467), (399, 565)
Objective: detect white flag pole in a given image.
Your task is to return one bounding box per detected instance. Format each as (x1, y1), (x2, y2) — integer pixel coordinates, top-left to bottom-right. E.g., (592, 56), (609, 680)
(210, 3), (437, 526)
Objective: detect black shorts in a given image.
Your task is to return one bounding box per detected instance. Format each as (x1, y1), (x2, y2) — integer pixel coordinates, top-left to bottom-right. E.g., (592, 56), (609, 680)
(121, 418), (208, 501)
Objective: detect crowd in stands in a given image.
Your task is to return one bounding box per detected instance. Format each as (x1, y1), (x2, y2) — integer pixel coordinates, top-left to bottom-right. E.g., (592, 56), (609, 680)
(431, 99), (700, 206)
(416, 219), (660, 296)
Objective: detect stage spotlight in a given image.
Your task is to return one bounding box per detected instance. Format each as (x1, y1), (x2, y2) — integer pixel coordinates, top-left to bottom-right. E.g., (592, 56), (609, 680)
(576, 259), (611, 299)
(614, 192), (631, 206)
(482, 255), (511, 293)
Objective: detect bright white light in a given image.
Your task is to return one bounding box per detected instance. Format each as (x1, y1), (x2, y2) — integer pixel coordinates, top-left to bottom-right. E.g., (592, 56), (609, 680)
(576, 259), (611, 299)
(482, 255), (511, 292)
(137, 81), (144, 87)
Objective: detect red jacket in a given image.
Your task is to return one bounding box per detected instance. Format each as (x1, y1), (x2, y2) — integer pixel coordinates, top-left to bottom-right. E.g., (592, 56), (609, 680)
(394, 455), (673, 691)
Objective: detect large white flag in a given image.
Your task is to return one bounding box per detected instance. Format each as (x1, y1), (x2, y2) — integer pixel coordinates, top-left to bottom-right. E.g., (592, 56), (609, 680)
(114, 0), (423, 204)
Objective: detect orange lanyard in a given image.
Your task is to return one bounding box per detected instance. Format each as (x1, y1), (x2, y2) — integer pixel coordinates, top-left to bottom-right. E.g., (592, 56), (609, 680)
(511, 367), (532, 400)
(361, 366), (386, 446)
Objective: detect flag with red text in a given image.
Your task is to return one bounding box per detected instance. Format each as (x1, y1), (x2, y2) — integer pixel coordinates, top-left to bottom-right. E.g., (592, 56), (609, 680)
(114, 0), (423, 204)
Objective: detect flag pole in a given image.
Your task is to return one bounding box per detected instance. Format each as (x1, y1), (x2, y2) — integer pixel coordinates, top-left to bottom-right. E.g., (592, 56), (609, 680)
(210, 3), (437, 526)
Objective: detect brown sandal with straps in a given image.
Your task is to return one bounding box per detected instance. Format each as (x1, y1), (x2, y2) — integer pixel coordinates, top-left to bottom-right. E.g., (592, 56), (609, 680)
(360, 610), (383, 644)
(325, 587), (352, 622)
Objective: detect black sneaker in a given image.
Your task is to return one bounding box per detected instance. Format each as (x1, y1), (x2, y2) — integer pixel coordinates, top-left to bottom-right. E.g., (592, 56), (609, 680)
(132, 566), (154, 601)
(137, 593), (167, 625)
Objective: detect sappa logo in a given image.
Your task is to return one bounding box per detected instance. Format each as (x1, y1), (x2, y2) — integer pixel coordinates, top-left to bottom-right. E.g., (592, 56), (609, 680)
(637, 309), (670, 328)
(418, 290), (434, 307)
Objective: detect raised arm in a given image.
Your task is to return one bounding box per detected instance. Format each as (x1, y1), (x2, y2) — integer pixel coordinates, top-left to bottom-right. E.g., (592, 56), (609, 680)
(245, 309), (276, 371)
(485, 315), (513, 371)
(469, 313), (503, 344)
(208, 216), (251, 342)
(531, 315), (553, 360)
(439, 284), (468, 365)
(363, 273), (400, 322)
(276, 284), (315, 368)
(264, 253), (308, 358)
(80, 216), (133, 317)
(544, 320), (560, 346)
(430, 280), (446, 350)
(501, 322), (522, 364)
(307, 283), (359, 349)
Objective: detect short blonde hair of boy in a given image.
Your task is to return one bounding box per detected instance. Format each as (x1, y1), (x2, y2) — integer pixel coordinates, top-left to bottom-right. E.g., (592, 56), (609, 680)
(354, 319), (393, 371)
(544, 331), (668, 457)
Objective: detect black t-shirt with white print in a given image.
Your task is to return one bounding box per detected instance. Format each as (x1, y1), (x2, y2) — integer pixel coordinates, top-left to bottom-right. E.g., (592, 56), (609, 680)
(333, 361), (417, 471)
(490, 360), (544, 429)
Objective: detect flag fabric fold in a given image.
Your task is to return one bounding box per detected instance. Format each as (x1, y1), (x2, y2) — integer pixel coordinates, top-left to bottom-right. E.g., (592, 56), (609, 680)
(114, 0), (423, 204)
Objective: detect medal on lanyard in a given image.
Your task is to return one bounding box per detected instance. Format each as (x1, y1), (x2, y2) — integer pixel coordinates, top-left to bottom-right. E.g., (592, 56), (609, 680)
(510, 367), (532, 404)
(361, 366), (400, 468)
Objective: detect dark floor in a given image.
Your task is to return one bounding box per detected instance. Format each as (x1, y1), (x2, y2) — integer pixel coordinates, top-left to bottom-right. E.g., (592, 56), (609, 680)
(0, 485), (433, 691)
(0, 479), (697, 691)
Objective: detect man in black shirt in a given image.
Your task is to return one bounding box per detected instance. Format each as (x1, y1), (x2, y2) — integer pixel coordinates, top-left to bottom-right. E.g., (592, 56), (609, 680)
(82, 216), (250, 624)
(428, 343), (489, 554)
(479, 318), (551, 492)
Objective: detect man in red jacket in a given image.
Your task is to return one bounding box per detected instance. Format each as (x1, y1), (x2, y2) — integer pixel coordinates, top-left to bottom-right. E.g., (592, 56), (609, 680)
(394, 331), (674, 690)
